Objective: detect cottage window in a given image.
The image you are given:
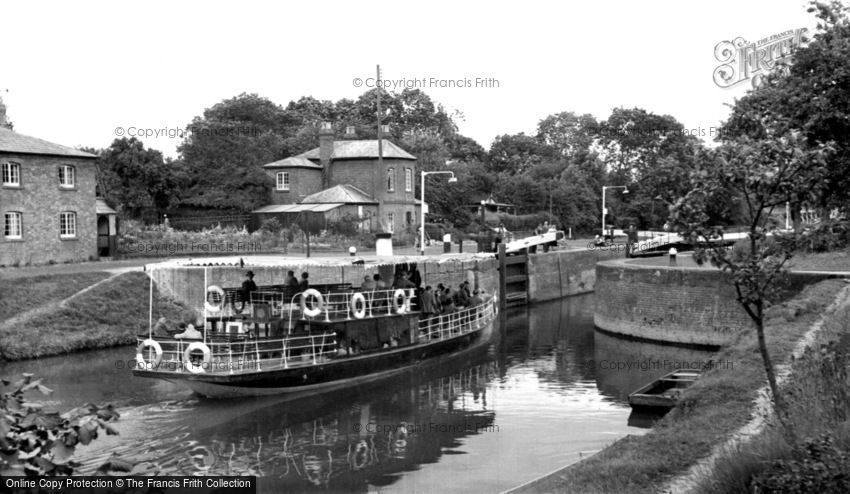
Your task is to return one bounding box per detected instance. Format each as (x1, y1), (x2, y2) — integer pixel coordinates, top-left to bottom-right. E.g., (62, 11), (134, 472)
(387, 168), (395, 192)
(4, 212), (22, 239)
(276, 172), (290, 191)
(2, 162), (21, 186)
(59, 212), (77, 238)
(387, 212), (395, 233)
(59, 165), (75, 188)
(405, 168), (412, 192)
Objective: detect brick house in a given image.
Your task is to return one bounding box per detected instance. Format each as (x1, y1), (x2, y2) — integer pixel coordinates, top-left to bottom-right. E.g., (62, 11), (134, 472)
(0, 100), (104, 266)
(252, 123), (420, 235)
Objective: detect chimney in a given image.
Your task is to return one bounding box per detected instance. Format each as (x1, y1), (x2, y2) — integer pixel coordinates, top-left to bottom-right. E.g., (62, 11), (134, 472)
(0, 96), (9, 129)
(319, 121), (334, 189)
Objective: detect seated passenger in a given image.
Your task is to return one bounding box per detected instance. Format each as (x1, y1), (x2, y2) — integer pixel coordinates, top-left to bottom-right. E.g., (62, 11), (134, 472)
(174, 323), (203, 339)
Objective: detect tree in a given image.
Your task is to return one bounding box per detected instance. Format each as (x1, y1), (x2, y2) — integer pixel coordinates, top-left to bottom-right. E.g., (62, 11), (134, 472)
(671, 132), (833, 442)
(720, 1), (850, 217)
(178, 93), (299, 211)
(96, 138), (183, 218)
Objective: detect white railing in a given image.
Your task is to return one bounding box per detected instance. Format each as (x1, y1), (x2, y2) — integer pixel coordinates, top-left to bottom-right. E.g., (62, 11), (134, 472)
(136, 332), (338, 375)
(418, 297), (496, 342)
(287, 288), (418, 325)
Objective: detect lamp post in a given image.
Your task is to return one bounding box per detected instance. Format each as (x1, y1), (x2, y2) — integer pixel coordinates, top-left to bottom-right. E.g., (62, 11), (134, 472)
(601, 185), (629, 237)
(420, 171), (457, 256)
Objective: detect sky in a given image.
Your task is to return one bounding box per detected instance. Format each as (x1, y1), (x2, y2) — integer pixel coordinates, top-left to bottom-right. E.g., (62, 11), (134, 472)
(1, 0), (819, 159)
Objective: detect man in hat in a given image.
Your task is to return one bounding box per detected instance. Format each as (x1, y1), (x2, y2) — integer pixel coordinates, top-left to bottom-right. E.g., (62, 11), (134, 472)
(240, 270), (258, 305)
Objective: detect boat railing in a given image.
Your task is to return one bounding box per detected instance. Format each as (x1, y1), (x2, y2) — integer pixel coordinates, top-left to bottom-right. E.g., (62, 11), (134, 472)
(418, 297), (496, 342)
(136, 331), (338, 375)
(286, 288), (418, 325)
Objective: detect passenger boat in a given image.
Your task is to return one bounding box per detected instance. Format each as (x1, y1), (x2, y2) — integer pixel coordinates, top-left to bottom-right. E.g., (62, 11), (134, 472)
(627, 370), (701, 410)
(133, 277), (498, 399)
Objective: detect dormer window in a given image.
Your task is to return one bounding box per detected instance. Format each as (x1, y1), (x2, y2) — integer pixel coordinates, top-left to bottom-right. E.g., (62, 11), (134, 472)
(59, 165), (75, 188)
(276, 172), (290, 191)
(2, 162), (20, 186)
(387, 168), (395, 192)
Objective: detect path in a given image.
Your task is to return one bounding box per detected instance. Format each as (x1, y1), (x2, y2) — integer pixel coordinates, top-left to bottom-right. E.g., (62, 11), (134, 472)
(0, 272), (126, 333)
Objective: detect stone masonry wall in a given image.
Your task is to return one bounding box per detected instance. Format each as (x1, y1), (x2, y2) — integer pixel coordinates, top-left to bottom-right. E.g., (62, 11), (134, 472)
(0, 153), (97, 266)
(527, 249), (622, 302)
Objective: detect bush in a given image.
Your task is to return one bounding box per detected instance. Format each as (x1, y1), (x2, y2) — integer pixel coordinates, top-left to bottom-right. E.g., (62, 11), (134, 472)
(800, 220), (850, 253)
(750, 433), (850, 493)
(0, 375), (120, 476)
(117, 219), (285, 257)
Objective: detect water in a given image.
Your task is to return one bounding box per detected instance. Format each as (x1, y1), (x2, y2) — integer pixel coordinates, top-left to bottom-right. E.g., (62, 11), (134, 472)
(0, 294), (715, 493)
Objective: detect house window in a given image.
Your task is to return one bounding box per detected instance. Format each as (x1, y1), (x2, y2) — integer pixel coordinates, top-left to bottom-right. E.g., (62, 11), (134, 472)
(276, 172), (290, 191)
(405, 168), (412, 192)
(4, 212), (22, 239)
(387, 168), (395, 192)
(387, 212), (395, 233)
(59, 212), (77, 238)
(406, 211), (413, 225)
(2, 162), (21, 186)
(58, 165), (75, 188)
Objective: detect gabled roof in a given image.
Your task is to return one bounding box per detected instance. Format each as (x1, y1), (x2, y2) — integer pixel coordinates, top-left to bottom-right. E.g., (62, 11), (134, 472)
(302, 184), (378, 204)
(298, 139), (416, 161)
(262, 156), (321, 169)
(0, 127), (97, 159)
(96, 198), (118, 215)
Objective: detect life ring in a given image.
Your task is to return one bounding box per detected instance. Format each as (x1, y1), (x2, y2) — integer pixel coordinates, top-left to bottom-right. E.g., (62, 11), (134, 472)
(135, 339), (162, 370)
(204, 285), (225, 313)
(184, 342), (212, 374)
(350, 292), (367, 319)
(392, 289), (408, 314)
(300, 289), (324, 318)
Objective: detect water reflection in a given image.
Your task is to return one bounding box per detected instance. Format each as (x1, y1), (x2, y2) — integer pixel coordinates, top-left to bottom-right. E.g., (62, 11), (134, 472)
(0, 294), (719, 492)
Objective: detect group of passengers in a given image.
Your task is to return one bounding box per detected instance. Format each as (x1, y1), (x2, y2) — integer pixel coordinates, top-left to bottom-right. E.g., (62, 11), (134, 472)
(419, 281), (486, 323)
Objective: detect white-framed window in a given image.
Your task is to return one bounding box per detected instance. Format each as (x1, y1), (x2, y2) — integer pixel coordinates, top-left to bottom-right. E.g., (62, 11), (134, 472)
(387, 168), (395, 192)
(58, 165), (75, 188)
(4, 212), (22, 239)
(59, 212), (77, 238)
(387, 212), (395, 233)
(2, 162), (21, 186)
(405, 168), (412, 192)
(276, 171), (290, 191)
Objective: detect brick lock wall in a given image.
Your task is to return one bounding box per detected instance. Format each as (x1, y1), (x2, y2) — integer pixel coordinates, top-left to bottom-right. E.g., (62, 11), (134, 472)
(0, 153), (97, 266)
(266, 168), (322, 205)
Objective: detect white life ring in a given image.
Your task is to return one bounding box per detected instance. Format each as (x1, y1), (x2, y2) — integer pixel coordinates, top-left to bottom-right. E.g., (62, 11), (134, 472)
(350, 292), (367, 319)
(135, 339), (162, 370)
(184, 342), (212, 374)
(392, 289), (408, 314)
(205, 285), (225, 313)
(301, 289), (324, 318)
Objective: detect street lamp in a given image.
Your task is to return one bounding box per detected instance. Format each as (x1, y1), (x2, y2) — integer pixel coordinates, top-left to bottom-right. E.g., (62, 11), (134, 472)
(601, 185), (629, 237)
(420, 171), (457, 256)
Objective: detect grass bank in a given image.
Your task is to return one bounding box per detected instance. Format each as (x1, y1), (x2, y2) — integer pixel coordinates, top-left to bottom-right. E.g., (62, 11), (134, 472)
(0, 271), (112, 322)
(512, 279), (846, 493)
(0, 271), (195, 361)
(695, 283), (850, 493)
